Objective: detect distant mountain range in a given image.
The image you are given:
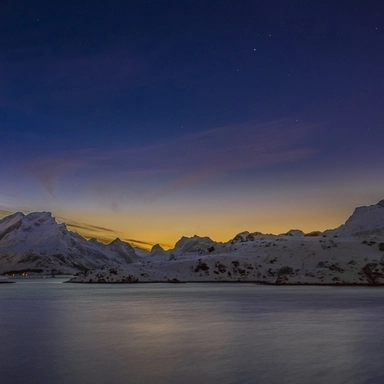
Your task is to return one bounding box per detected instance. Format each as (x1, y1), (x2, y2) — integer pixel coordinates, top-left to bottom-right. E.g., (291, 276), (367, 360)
(1, 200), (384, 285)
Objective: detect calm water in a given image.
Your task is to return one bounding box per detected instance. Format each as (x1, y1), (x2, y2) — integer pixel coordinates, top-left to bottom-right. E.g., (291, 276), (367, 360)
(1, 280), (384, 384)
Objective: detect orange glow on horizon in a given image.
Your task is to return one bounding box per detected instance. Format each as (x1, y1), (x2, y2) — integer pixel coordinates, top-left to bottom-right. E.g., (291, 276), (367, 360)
(57, 201), (354, 250)
(1, 176), (383, 250)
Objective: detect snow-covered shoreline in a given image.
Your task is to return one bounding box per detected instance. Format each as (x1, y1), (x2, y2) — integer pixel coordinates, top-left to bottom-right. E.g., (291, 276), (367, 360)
(67, 234), (384, 285)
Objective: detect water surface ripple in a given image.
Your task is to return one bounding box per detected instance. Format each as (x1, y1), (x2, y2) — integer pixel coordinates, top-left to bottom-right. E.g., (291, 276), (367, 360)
(1, 280), (383, 384)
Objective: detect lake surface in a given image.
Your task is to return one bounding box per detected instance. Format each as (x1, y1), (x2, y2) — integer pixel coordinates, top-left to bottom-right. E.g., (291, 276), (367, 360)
(1, 279), (384, 384)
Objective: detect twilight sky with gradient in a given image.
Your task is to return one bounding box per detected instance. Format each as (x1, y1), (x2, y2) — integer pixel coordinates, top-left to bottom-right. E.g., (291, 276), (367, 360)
(1, 0), (384, 249)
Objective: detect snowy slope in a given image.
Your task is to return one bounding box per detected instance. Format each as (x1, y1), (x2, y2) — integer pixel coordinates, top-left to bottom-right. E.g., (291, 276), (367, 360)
(133, 247), (150, 257)
(0, 212), (139, 274)
(69, 234), (384, 285)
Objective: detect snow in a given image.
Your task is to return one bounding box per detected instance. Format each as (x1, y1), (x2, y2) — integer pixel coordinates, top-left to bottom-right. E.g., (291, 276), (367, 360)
(68, 233), (384, 285)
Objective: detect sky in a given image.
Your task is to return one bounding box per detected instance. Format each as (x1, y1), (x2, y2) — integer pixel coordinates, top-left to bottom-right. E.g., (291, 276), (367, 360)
(1, 0), (384, 249)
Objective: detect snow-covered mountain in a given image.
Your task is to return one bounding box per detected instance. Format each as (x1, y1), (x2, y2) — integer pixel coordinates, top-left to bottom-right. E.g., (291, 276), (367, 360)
(325, 199), (384, 237)
(68, 199), (384, 285)
(0, 211), (139, 275)
(2, 199), (384, 284)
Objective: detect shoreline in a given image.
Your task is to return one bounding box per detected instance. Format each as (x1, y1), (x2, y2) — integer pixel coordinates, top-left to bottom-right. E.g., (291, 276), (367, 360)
(64, 280), (384, 287)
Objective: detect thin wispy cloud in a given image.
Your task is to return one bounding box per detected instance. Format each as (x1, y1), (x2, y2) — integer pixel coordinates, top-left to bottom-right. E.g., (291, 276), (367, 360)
(61, 221), (116, 234)
(0, 207), (14, 218)
(25, 119), (318, 200)
(57, 216), (169, 249)
(122, 237), (171, 249)
(27, 158), (91, 196)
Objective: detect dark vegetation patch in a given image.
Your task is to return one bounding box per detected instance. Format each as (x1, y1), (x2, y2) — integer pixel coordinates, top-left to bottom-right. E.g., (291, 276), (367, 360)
(215, 262), (227, 273)
(362, 240), (377, 246)
(360, 263), (384, 285)
(194, 259), (210, 273)
(277, 266), (293, 277)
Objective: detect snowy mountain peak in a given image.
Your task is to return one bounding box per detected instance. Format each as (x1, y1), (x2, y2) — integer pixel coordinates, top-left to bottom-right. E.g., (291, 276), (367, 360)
(151, 244), (165, 253)
(149, 244), (166, 257)
(0, 211), (139, 274)
(0, 211), (24, 227)
(25, 211), (54, 221)
(107, 238), (137, 261)
(109, 238), (134, 250)
(231, 231), (264, 243)
(3, 211), (25, 220)
(174, 235), (216, 254)
(328, 200), (384, 237)
(110, 237), (123, 244)
(281, 229), (305, 237)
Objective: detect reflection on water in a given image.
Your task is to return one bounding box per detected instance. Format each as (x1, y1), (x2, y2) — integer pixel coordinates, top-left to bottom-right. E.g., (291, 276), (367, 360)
(1, 280), (384, 384)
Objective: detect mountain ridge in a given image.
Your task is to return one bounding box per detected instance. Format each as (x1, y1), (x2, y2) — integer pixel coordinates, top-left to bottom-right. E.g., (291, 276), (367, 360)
(1, 199), (384, 284)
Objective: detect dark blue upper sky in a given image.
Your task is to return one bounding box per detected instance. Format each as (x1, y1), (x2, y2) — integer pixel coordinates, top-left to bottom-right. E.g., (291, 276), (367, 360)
(1, 0), (383, 245)
(2, 0), (383, 147)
